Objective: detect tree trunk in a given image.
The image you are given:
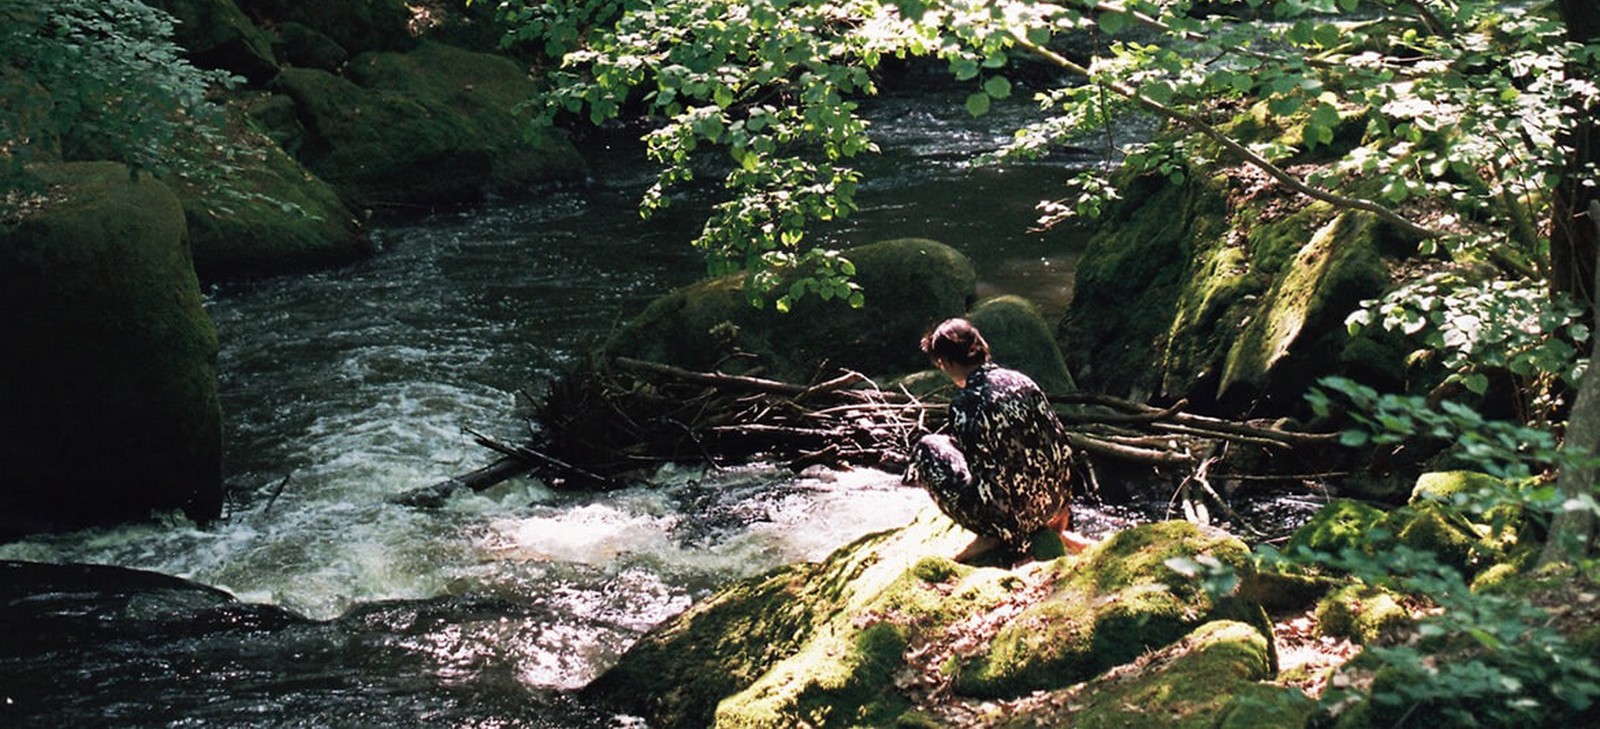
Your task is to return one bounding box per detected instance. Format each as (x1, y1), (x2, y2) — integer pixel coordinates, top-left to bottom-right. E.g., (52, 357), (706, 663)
(1550, 2), (1600, 305)
(1540, 199), (1600, 567)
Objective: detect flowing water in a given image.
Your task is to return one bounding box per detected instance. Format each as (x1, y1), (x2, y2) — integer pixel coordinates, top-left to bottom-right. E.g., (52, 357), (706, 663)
(0, 93), (1238, 727)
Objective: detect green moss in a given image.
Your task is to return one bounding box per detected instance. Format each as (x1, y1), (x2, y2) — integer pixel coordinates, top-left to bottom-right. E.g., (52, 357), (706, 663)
(1219, 211), (1390, 406)
(1216, 684), (1317, 729)
(1284, 499), (1387, 558)
(953, 521), (1270, 699)
(234, 0), (415, 55)
(148, 0), (278, 83)
(1238, 568), (1341, 613)
(1383, 500), (1500, 576)
(1062, 168), (1230, 398)
(270, 43), (585, 206)
(1000, 620), (1277, 728)
(590, 510), (982, 727)
(173, 100), (372, 281)
(1411, 471), (1505, 504)
(1316, 583), (1410, 644)
(0, 162), (222, 530)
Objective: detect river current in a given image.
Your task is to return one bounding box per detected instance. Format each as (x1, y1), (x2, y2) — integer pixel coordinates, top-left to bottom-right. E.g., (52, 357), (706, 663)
(0, 93), (1167, 726)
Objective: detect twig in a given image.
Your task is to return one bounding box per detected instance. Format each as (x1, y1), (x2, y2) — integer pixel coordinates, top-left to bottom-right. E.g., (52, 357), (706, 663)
(261, 472), (293, 517)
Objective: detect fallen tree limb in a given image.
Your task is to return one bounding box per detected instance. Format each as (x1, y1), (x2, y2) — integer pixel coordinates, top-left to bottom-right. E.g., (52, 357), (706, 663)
(421, 358), (1346, 506)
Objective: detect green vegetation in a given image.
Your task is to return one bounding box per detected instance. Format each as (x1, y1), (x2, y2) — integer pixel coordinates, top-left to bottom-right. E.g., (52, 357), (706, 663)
(0, 0), (235, 188)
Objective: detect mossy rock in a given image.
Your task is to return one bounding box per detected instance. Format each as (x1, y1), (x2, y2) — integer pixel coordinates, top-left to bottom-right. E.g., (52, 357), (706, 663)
(713, 549), (1022, 727)
(1238, 568), (1342, 613)
(1381, 500), (1504, 577)
(1062, 148), (1412, 416)
(1216, 684), (1317, 729)
(172, 101), (372, 281)
(1060, 168), (1230, 402)
(602, 238), (977, 383)
(148, 0), (279, 83)
(270, 43), (585, 207)
(1216, 211), (1393, 412)
(586, 509), (984, 727)
(1315, 583), (1410, 644)
(968, 294), (1076, 394)
(0, 162), (222, 536)
(952, 521), (1272, 698)
(1412, 470), (1505, 504)
(270, 22), (349, 72)
(997, 620), (1280, 728)
(235, 0), (416, 56)
(1283, 499), (1388, 559)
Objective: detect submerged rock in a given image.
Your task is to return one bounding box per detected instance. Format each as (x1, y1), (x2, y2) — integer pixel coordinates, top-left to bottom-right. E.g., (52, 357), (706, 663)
(587, 515), (1276, 727)
(0, 162), (223, 535)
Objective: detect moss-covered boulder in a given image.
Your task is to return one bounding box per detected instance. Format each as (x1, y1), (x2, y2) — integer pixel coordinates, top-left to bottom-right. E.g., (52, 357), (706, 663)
(1061, 161), (1411, 417)
(590, 516), (1280, 727)
(585, 509), (982, 727)
(1284, 499), (1388, 558)
(0, 163), (222, 536)
(953, 520), (1272, 698)
(172, 102), (371, 280)
(969, 294), (1076, 394)
(1060, 170), (1229, 404)
(269, 42), (585, 207)
(1288, 493), (1511, 580)
(997, 620), (1284, 728)
(1315, 583), (1411, 644)
(603, 238), (978, 383)
(235, 0), (416, 56)
(1215, 211), (1394, 411)
(269, 22), (349, 72)
(148, 0), (278, 83)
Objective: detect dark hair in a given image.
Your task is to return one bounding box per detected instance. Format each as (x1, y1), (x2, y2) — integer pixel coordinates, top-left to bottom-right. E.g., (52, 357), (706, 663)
(920, 318), (990, 366)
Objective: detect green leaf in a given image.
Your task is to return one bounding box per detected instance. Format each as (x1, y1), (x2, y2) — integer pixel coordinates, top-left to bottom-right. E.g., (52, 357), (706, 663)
(983, 75), (1012, 100)
(965, 91), (991, 117)
(1098, 10), (1129, 35)
(1463, 372), (1489, 395)
(1267, 95), (1303, 116)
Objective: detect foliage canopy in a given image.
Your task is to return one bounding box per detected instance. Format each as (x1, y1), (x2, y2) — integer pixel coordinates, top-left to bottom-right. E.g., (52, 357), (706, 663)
(0, 0), (234, 190)
(495, 0), (1596, 313)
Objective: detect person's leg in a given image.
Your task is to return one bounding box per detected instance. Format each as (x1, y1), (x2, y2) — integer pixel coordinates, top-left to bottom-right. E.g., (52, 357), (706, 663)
(1045, 508), (1096, 555)
(910, 435), (1005, 563)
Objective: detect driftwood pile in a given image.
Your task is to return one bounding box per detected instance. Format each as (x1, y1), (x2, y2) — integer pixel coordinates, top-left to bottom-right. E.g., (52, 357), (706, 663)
(404, 356), (1348, 509)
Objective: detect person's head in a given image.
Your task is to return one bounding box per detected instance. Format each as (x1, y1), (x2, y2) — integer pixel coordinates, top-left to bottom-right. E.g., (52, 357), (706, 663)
(920, 318), (990, 368)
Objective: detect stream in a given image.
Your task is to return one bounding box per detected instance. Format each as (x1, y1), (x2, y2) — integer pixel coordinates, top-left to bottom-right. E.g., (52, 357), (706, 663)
(0, 93), (1310, 727)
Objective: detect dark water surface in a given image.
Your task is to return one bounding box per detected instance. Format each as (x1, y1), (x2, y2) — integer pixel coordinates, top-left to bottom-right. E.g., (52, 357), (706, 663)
(0, 93), (1255, 727)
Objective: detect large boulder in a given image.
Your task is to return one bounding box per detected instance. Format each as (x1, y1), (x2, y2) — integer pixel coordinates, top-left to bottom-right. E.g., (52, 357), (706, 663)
(235, 0), (417, 56)
(0, 163), (223, 536)
(951, 520), (1272, 698)
(147, 0), (279, 83)
(269, 42), (586, 207)
(1061, 164), (1413, 417)
(602, 238), (978, 384)
(171, 101), (372, 281)
(586, 516), (1274, 727)
(996, 620), (1293, 729)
